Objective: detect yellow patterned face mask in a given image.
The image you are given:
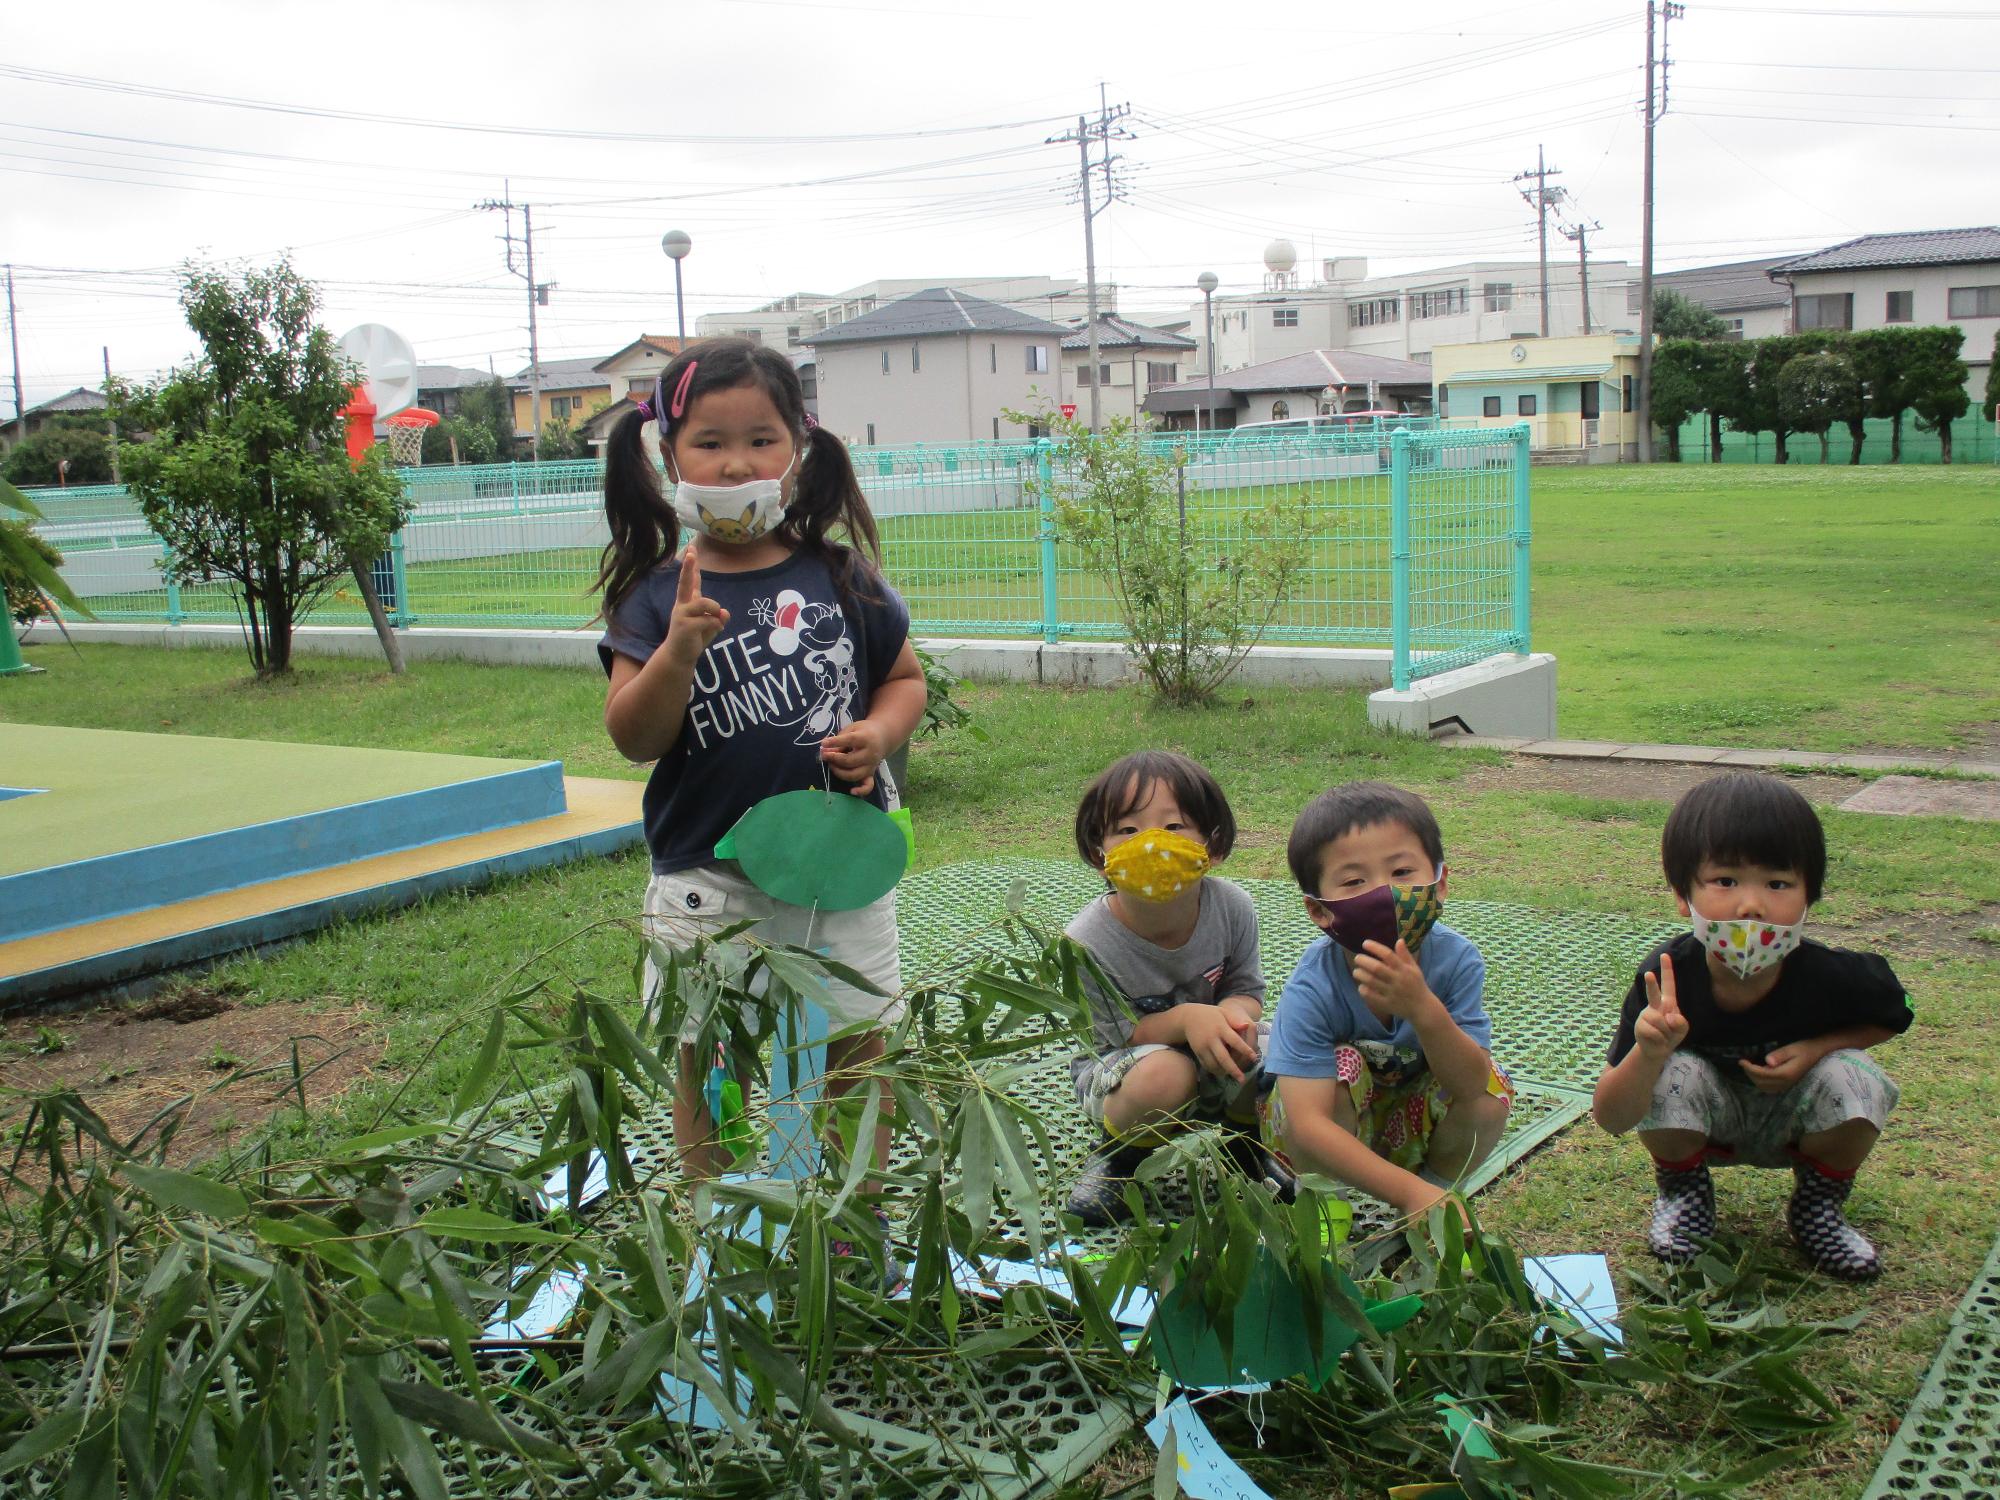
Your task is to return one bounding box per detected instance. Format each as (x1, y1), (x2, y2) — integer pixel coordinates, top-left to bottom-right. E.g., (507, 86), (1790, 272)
(1101, 828), (1211, 903)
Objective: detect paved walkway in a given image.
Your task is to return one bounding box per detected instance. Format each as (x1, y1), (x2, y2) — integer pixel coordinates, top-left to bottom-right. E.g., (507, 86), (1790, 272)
(1439, 735), (2000, 779)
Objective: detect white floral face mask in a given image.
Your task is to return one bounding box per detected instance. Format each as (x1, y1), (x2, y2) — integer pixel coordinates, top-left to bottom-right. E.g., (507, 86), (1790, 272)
(1690, 911), (1804, 980)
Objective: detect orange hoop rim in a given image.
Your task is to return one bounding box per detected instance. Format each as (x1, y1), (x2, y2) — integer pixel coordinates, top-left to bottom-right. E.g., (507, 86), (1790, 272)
(386, 407), (442, 429)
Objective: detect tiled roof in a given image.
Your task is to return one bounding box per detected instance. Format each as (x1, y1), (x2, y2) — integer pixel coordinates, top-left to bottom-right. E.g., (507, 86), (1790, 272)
(1655, 258), (1792, 311)
(507, 356), (613, 391)
(25, 386), (107, 416)
(806, 287), (1067, 344)
(1061, 314), (1197, 352)
(415, 365), (494, 391)
(1771, 227), (2000, 275)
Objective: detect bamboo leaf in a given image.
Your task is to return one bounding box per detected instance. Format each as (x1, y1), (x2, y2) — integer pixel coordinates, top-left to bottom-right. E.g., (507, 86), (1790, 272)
(119, 1163), (249, 1220)
(416, 1208), (566, 1245)
(452, 1010), (509, 1119)
(379, 1379), (574, 1466)
(0, 1407), (83, 1475)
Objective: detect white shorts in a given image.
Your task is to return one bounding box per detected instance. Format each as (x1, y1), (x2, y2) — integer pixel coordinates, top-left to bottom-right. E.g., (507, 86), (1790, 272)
(641, 863), (905, 1044)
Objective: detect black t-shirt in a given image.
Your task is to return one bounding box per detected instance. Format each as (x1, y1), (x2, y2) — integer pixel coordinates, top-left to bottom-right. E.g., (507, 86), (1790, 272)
(598, 549), (909, 874)
(1607, 934), (1912, 1068)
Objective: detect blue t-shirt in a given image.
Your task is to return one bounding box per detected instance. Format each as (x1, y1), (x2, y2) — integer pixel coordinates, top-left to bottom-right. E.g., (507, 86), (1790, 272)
(1263, 923), (1490, 1086)
(598, 548), (910, 874)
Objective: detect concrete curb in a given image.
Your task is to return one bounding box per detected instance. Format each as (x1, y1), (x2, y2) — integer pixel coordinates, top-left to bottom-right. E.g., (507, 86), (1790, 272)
(1439, 734), (2000, 780)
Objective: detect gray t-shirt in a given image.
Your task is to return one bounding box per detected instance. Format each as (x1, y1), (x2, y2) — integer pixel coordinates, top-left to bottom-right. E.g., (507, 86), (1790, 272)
(1066, 877), (1267, 1083)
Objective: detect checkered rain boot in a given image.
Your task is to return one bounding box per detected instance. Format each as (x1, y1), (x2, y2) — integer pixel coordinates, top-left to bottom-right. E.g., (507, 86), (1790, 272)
(1648, 1151), (1715, 1264)
(1787, 1153), (1881, 1282)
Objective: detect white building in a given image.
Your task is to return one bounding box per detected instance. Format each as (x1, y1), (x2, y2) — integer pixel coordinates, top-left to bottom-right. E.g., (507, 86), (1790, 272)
(1654, 257), (1792, 340)
(1061, 315), (1198, 427)
(1143, 349), (1434, 432)
(1769, 227), (2000, 399)
(805, 287), (1069, 447)
(702, 276), (1114, 352)
(1186, 243), (1636, 378)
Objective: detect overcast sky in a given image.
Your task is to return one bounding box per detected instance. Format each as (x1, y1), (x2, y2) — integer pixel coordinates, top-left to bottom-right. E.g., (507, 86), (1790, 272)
(4, 0), (1996, 411)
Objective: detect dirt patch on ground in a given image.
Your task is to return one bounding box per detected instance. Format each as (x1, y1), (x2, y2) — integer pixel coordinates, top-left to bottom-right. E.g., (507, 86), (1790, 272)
(1852, 719), (2000, 763)
(1454, 755), (1866, 807)
(0, 985), (382, 1167)
(1816, 903), (2000, 964)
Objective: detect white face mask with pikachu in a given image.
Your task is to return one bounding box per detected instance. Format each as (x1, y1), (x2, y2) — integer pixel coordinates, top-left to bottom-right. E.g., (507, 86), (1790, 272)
(671, 451), (797, 544)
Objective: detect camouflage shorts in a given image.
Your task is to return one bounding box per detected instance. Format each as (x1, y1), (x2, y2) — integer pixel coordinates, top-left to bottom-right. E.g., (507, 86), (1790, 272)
(1640, 1048), (1898, 1168)
(1072, 1022), (1275, 1127)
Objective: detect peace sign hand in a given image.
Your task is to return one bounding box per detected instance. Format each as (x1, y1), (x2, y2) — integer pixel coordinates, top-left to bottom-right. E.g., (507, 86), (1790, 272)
(1634, 951), (1689, 1062)
(664, 546), (729, 667)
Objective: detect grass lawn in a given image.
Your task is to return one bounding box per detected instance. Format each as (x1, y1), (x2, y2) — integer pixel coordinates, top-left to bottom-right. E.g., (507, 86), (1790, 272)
(4, 641), (1998, 1496)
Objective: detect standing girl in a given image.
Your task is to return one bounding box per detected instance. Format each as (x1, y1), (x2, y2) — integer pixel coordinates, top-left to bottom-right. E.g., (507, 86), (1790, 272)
(595, 338), (926, 1185)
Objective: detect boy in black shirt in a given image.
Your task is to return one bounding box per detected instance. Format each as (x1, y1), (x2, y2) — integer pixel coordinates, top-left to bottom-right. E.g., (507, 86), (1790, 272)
(1594, 774), (1912, 1280)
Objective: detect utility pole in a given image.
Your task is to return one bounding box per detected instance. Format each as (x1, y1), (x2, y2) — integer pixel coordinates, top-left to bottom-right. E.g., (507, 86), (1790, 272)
(1639, 1), (1685, 463)
(1561, 221), (1601, 336)
(103, 346), (119, 482)
(477, 186), (551, 462)
(1514, 148), (1564, 338)
(5, 266), (22, 444)
(1049, 96), (1131, 431)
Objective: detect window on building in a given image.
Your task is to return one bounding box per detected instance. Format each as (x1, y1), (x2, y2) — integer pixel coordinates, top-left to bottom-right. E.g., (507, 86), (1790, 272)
(549, 395), (573, 420)
(1436, 384), (1449, 417)
(1580, 381), (1600, 420)
(1272, 307), (1299, 328)
(1410, 287), (1469, 320)
(1271, 400), (1290, 420)
(912, 343), (921, 373)
(1484, 282), (1514, 312)
(1346, 297), (1401, 328)
(1482, 396), (1502, 418)
(1622, 374), (1634, 412)
(992, 416), (999, 439)
(1027, 421), (1045, 440)
(1518, 394), (1538, 417)
(881, 349), (890, 375)
(1795, 293), (1853, 331)
(786, 326), (801, 341)
(1723, 318), (1745, 339)
(1946, 284), (2000, 318)
(1027, 344), (1050, 373)
(1626, 283), (1643, 314)
(1884, 291), (1913, 323)
(1146, 361), (1178, 385)
(866, 423), (876, 445)
(1075, 365), (1095, 387)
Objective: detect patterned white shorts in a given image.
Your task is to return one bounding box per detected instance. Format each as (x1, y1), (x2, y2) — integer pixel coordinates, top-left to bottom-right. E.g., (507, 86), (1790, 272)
(1640, 1049), (1898, 1168)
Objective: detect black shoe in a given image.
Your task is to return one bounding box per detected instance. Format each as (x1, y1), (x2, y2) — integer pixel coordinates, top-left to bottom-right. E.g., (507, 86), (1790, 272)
(1788, 1159), (1881, 1281)
(1222, 1129), (1298, 1204)
(1066, 1139), (1151, 1227)
(1648, 1155), (1715, 1264)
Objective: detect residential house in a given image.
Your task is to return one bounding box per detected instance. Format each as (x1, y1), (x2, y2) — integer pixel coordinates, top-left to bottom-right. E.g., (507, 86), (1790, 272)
(594, 335), (689, 404)
(1062, 315), (1197, 426)
(508, 356), (615, 443)
(1142, 349), (1433, 433)
(1431, 333), (1644, 462)
(805, 288), (1069, 446)
(1189, 254), (1636, 377)
(1654, 257), (1791, 340)
(1768, 227), (2000, 401)
(413, 365), (495, 420)
(702, 276), (1113, 351)
(577, 345), (810, 456)
(5, 386), (108, 447)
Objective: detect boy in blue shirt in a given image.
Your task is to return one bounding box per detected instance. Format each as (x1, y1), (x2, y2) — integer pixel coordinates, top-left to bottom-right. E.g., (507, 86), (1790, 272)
(1264, 783), (1513, 1220)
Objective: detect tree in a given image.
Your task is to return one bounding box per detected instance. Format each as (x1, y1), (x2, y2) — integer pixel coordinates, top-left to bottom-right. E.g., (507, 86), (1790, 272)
(1777, 349), (1861, 465)
(1906, 324), (1970, 465)
(1, 476), (91, 672)
(1649, 339), (1707, 461)
(539, 411), (586, 461)
(1652, 288), (1732, 341)
(1985, 330), (2000, 429)
(1025, 409), (1310, 706)
(422, 414), (498, 466)
(1700, 340), (1754, 463)
(2, 418), (115, 488)
(421, 378), (514, 465)
(113, 259), (410, 677)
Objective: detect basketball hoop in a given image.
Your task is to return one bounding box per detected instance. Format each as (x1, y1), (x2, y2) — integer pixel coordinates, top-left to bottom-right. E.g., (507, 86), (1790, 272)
(386, 407), (441, 467)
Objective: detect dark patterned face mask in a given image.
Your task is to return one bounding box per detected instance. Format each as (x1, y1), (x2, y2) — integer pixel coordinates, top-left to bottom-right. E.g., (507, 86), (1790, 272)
(1308, 869), (1446, 956)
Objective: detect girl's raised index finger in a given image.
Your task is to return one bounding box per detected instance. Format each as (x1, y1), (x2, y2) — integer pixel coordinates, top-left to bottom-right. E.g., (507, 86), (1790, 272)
(676, 545), (701, 602)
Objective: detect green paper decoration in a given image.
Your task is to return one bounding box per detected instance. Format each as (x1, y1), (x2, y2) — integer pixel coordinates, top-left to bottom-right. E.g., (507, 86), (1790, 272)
(1148, 1246), (1422, 1389)
(714, 789), (909, 911)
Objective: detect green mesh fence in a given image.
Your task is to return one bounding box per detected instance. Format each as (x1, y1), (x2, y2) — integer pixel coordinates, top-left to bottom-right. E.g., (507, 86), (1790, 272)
(1667, 414), (1997, 466)
(31, 424), (1529, 686)
(1860, 1232), (2000, 1498)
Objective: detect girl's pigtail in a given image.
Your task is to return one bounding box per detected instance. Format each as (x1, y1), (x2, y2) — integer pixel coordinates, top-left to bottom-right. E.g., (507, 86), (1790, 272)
(788, 423), (883, 604)
(594, 404), (675, 615)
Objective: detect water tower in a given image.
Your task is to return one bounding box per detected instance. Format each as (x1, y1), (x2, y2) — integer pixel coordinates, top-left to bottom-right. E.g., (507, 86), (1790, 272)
(1263, 238), (1299, 292)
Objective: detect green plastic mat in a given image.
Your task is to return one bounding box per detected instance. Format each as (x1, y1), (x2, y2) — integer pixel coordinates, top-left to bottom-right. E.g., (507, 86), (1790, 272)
(1860, 1232), (2000, 1498)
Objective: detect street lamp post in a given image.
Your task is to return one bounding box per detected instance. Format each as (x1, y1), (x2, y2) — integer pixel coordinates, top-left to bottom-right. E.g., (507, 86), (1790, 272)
(1197, 271), (1218, 440)
(661, 230), (692, 343)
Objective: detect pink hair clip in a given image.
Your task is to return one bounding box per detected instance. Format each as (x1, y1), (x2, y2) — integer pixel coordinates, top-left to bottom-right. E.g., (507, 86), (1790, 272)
(669, 361), (698, 420)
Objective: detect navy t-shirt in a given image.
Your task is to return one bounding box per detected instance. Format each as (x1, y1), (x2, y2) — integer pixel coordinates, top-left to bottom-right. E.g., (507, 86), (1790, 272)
(598, 549), (910, 874)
